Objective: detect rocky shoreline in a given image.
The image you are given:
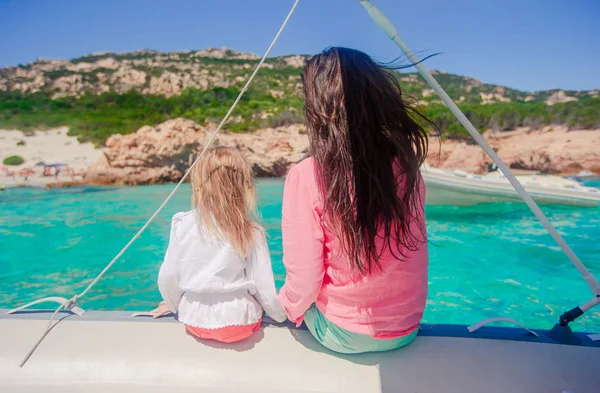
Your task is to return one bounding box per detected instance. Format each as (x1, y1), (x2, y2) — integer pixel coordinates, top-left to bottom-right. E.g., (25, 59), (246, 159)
(85, 118), (309, 184)
(429, 125), (600, 175)
(2, 119), (599, 188)
(83, 119), (600, 185)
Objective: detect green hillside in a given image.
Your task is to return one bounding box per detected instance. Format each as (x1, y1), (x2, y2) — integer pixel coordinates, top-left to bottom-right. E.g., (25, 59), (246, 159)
(0, 49), (598, 144)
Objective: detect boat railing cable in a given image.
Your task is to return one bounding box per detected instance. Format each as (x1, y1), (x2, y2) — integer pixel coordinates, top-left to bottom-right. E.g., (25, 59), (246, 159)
(8, 0), (301, 367)
(358, 0), (599, 297)
(358, 0), (599, 341)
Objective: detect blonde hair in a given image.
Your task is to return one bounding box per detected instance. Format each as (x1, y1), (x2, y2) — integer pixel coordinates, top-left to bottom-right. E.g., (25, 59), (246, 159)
(190, 146), (257, 256)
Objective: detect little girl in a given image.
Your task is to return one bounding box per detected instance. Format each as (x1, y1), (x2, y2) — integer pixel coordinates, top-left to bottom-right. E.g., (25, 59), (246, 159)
(152, 146), (286, 343)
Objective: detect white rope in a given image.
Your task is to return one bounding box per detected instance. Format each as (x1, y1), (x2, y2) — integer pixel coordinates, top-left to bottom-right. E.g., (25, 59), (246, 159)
(15, 0), (301, 367)
(18, 303), (65, 367)
(77, 0), (300, 300)
(467, 317), (539, 337)
(358, 0), (600, 297)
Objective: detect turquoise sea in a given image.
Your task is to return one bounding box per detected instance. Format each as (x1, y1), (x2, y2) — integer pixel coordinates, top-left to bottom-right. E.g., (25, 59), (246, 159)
(1, 180), (599, 331)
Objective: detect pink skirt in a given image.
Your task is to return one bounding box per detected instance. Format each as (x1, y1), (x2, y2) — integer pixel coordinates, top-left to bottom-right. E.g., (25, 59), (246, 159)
(185, 319), (262, 343)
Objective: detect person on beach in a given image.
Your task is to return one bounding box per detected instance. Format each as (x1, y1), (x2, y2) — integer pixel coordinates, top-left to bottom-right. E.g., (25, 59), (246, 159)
(278, 47), (430, 354)
(152, 146), (286, 343)
(66, 167), (76, 181)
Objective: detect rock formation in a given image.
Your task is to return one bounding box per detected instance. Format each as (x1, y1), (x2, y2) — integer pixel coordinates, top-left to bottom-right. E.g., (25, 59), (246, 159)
(545, 90), (577, 106)
(428, 126), (600, 175)
(86, 118), (309, 184)
(85, 119), (600, 185)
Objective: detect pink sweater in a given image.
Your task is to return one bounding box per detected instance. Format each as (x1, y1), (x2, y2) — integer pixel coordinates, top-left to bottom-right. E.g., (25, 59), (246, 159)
(278, 158), (428, 339)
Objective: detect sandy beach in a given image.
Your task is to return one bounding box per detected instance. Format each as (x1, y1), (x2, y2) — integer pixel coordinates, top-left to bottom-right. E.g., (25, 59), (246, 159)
(0, 127), (104, 187)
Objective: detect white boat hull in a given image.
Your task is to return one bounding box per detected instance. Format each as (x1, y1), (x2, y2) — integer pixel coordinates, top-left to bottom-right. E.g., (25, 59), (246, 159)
(1, 310), (599, 393)
(422, 167), (600, 207)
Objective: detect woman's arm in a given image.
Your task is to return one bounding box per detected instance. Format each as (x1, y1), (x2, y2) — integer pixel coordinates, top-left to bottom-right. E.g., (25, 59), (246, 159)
(278, 166), (325, 325)
(157, 214), (184, 313)
(246, 228), (287, 323)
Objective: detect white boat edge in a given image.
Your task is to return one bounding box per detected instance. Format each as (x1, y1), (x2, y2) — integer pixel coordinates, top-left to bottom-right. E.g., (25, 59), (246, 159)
(421, 164), (600, 207)
(1, 309), (599, 393)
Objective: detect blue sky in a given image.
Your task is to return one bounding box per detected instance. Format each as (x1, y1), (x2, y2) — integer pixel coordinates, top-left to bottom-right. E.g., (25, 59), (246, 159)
(1, 0), (599, 92)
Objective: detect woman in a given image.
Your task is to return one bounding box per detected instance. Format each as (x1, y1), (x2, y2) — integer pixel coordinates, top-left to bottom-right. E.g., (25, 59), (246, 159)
(278, 47), (429, 354)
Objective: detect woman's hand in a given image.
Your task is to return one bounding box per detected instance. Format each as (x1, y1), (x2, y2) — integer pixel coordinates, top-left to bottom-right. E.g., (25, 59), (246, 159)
(151, 300), (172, 319)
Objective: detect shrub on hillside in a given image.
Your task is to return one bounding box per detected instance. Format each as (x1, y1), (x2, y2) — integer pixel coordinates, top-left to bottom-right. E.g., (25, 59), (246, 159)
(0, 86), (598, 144)
(3, 155), (25, 166)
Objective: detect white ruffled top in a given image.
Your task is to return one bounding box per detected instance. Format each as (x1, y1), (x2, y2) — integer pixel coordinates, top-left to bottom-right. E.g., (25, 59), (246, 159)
(158, 211), (286, 329)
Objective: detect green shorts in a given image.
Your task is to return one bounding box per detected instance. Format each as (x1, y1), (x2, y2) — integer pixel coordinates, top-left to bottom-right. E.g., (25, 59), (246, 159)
(303, 305), (419, 354)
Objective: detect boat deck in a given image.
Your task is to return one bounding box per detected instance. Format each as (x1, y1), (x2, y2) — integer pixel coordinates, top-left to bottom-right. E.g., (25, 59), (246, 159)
(1, 310), (599, 392)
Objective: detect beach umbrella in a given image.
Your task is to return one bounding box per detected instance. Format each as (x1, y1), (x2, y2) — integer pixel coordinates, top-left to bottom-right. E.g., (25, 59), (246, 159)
(35, 162), (65, 168)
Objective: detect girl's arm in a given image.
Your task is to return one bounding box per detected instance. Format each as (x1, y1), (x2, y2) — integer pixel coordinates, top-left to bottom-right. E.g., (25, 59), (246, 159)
(157, 214), (184, 313)
(278, 166), (325, 325)
(246, 228), (287, 323)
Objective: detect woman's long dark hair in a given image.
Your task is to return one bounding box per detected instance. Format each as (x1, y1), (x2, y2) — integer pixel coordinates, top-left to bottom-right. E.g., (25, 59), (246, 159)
(302, 47), (429, 274)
